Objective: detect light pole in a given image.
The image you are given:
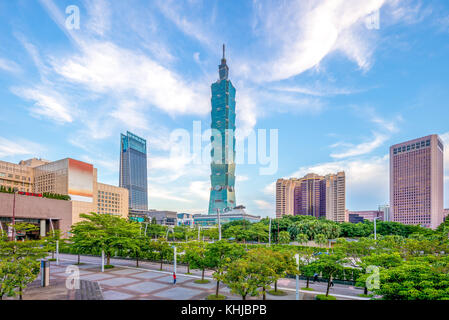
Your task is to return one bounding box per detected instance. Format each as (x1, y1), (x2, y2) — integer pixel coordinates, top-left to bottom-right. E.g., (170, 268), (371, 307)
(56, 240), (59, 265)
(373, 217), (379, 240)
(217, 208), (222, 241)
(295, 253), (300, 300)
(173, 245), (177, 274)
(198, 226), (201, 241)
(268, 218), (272, 246)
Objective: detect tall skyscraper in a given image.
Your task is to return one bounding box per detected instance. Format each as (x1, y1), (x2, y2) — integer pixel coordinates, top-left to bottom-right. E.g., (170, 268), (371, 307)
(208, 45), (236, 214)
(325, 172), (346, 222)
(276, 172), (346, 222)
(120, 131), (148, 211)
(390, 134), (444, 229)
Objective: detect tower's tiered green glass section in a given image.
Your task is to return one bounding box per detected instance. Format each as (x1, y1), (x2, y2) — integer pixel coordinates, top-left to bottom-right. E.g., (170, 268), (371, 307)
(208, 45), (236, 214)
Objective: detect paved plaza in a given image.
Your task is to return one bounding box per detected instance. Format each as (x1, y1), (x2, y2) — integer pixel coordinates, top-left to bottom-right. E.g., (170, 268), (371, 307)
(18, 253), (367, 300)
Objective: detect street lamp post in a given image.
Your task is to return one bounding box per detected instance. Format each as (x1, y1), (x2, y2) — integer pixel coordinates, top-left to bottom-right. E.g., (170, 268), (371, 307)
(295, 253), (300, 300)
(56, 240), (59, 265)
(268, 218), (272, 246)
(11, 189), (16, 241)
(217, 208), (222, 241)
(373, 217), (379, 240)
(173, 246), (177, 274)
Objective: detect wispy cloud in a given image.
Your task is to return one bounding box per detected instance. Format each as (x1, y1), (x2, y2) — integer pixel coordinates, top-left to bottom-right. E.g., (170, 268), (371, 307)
(0, 137), (43, 159)
(11, 87), (73, 123)
(0, 57), (21, 74)
(250, 0), (388, 82)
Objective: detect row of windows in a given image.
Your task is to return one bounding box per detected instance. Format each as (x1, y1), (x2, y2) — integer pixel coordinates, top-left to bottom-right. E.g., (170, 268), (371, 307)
(393, 140), (430, 154)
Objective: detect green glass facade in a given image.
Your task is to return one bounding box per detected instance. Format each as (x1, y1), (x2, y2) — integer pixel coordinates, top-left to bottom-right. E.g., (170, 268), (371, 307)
(208, 45), (236, 214)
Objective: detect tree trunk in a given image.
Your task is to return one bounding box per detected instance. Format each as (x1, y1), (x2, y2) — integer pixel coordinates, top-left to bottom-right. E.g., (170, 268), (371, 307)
(326, 277), (331, 296)
(160, 258), (163, 270)
(77, 253), (80, 264)
(274, 280), (278, 292)
(216, 280), (220, 297)
(263, 287), (266, 300)
(364, 286), (368, 295)
(107, 254), (111, 266)
(202, 268), (205, 281)
(187, 263), (190, 274)
(136, 255), (139, 268)
(52, 250), (55, 259)
(242, 294), (246, 300)
(306, 277), (310, 288)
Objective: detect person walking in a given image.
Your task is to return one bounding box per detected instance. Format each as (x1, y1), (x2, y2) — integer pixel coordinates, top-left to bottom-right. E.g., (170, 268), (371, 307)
(173, 272), (177, 285)
(313, 273), (318, 283)
(330, 277), (334, 288)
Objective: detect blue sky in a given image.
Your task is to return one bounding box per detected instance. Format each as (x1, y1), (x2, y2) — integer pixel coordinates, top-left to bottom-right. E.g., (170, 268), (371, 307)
(0, 0), (449, 217)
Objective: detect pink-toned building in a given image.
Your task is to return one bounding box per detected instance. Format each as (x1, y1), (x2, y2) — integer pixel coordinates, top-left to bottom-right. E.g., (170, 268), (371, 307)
(390, 134), (444, 229)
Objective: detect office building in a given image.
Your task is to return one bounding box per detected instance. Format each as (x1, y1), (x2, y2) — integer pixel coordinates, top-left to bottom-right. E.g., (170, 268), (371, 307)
(129, 209), (177, 226)
(120, 131), (148, 211)
(276, 172), (346, 222)
(390, 134), (444, 229)
(208, 45), (237, 214)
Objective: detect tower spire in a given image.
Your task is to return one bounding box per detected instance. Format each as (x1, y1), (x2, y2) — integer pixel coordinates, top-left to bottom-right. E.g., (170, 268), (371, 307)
(219, 44), (229, 80)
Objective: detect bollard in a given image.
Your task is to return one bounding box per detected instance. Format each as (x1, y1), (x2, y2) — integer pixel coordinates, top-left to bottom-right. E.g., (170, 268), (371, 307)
(41, 259), (50, 287)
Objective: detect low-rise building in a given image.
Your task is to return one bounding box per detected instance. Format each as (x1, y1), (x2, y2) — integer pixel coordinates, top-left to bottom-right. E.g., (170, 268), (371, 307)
(177, 213), (195, 227)
(0, 192), (72, 238)
(0, 157), (129, 236)
(347, 210), (384, 223)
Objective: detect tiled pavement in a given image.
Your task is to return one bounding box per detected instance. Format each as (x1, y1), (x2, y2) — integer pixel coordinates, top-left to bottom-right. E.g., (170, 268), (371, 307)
(22, 254), (365, 300)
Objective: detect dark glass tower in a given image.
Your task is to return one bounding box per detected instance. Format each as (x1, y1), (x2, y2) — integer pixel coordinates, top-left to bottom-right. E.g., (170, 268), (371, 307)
(120, 131), (148, 210)
(208, 45), (236, 214)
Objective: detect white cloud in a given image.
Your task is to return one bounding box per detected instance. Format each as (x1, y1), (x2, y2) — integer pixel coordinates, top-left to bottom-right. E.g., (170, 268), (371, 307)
(187, 180), (210, 200)
(148, 184), (192, 203)
(84, 0), (112, 36)
(254, 199), (273, 210)
(0, 57), (21, 74)
(11, 87), (73, 123)
(0, 137), (43, 158)
(330, 133), (388, 159)
(250, 0), (388, 82)
(49, 41), (209, 117)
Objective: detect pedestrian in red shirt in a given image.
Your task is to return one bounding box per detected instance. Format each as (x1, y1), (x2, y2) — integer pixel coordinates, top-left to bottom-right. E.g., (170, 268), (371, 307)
(173, 272), (177, 285)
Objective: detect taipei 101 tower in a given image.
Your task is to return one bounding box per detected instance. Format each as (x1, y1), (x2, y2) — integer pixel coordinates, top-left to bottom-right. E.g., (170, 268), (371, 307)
(208, 45), (237, 214)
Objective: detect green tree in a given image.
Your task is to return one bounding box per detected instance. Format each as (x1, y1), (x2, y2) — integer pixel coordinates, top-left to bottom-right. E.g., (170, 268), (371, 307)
(222, 258), (260, 300)
(311, 252), (347, 296)
(185, 241), (209, 282)
(152, 238), (173, 270)
(278, 231), (290, 244)
(206, 240), (246, 298)
(70, 212), (141, 266)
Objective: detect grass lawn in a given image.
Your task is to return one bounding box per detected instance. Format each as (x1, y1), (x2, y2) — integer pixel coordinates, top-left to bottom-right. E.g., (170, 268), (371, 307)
(267, 289), (288, 296)
(104, 265), (114, 269)
(194, 279), (210, 284)
(301, 287), (314, 291)
(206, 294), (226, 300)
(315, 294), (337, 300)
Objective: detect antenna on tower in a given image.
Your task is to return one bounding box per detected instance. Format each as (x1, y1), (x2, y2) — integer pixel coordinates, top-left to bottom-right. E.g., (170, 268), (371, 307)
(222, 44), (225, 60)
